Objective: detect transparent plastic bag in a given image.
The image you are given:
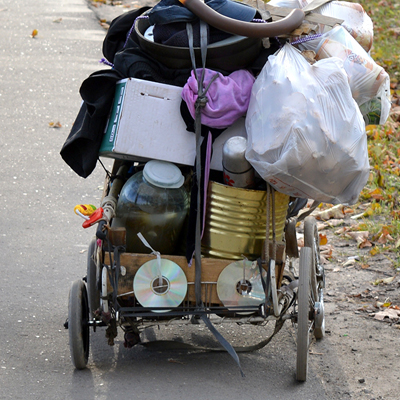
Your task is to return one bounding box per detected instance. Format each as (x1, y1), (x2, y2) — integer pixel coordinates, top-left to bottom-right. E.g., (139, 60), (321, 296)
(245, 44), (369, 205)
(295, 25), (391, 123)
(303, 1), (374, 52)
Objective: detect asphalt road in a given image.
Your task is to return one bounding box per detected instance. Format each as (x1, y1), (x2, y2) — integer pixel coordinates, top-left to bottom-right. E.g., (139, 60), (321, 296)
(0, 0), (339, 398)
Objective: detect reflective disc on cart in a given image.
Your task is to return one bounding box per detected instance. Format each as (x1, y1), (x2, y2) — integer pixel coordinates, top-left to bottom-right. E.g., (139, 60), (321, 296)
(217, 260), (266, 315)
(133, 259), (187, 313)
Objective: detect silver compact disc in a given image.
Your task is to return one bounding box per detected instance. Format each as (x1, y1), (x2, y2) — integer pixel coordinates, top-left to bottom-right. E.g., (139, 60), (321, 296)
(133, 258), (187, 313)
(217, 260), (266, 315)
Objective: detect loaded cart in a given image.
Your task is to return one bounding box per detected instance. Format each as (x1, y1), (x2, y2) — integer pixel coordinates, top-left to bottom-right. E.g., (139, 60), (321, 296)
(63, 0), (383, 381)
(68, 159), (325, 381)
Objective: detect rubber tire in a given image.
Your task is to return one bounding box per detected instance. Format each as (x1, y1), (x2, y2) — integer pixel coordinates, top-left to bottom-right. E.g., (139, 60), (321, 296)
(87, 237), (100, 319)
(296, 247), (312, 382)
(68, 279), (90, 370)
(303, 216), (325, 340)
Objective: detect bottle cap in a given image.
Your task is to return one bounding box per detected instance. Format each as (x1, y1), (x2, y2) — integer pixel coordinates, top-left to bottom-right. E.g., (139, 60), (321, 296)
(222, 136), (251, 173)
(143, 160), (184, 189)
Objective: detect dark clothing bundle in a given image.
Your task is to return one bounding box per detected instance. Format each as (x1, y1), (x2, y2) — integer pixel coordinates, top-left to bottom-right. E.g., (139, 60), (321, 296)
(60, 5), (280, 178)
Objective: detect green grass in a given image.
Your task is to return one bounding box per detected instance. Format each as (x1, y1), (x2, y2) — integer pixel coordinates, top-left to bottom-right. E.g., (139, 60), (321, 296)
(360, 0), (400, 85)
(327, 1), (400, 265)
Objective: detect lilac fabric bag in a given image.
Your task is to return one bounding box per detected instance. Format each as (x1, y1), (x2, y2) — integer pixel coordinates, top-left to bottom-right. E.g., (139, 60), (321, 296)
(181, 68), (255, 129)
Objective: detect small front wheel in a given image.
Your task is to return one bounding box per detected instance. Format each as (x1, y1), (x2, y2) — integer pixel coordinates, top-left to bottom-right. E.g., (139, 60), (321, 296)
(68, 279), (90, 369)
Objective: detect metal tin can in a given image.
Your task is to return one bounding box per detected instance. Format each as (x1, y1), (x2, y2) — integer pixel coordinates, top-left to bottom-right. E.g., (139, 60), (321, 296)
(201, 181), (290, 260)
(222, 136), (255, 189)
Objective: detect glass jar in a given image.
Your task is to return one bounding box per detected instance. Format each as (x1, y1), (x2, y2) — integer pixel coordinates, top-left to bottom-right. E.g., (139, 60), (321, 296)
(113, 160), (189, 254)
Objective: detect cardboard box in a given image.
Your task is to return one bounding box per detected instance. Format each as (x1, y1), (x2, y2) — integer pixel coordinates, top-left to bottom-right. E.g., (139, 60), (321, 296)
(99, 78), (246, 171)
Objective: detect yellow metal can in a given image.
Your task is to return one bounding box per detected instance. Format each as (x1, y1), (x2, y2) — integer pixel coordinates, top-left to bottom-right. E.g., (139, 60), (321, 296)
(201, 181), (290, 260)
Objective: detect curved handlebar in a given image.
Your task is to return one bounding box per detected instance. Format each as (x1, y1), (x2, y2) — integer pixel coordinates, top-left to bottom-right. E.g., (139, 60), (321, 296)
(178, 0), (305, 38)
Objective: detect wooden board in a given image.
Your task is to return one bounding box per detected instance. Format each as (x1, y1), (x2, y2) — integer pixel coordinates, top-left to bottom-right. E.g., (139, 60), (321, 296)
(104, 250), (285, 306)
(105, 253), (231, 304)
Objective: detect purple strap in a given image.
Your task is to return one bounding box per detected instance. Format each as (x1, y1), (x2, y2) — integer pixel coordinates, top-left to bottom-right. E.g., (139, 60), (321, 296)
(100, 58), (114, 67)
(291, 34), (322, 45)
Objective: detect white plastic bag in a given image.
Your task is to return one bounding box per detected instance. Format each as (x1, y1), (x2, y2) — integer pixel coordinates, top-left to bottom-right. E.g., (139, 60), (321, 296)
(245, 44), (369, 205)
(295, 25), (391, 124)
(303, 1), (374, 52)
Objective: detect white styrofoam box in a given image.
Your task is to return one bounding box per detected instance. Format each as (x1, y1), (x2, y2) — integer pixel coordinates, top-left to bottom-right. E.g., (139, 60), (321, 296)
(99, 78), (246, 171)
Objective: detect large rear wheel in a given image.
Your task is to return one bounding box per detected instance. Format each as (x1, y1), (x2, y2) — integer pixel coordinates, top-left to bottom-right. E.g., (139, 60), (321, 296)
(304, 216), (325, 340)
(296, 247), (312, 382)
(296, 216), (326, 381)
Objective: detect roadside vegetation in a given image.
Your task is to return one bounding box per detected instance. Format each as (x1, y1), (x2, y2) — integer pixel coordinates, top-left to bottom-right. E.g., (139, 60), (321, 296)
(322, 0), (400, 268)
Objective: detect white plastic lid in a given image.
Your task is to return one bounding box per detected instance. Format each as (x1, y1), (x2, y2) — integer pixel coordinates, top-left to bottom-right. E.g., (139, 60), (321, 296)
(143, 160), (184, 189)
(144, 25), (154, 42)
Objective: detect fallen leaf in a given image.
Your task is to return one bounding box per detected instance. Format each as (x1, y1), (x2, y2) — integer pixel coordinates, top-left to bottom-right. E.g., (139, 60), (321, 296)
(377, 233), (394, 244)
(297, 233), (304, 248)
(320, 244), (334, 257)
(369, 188), (385, 201)
(335, 226), (352, 235)
(326, 219), (345, 227)
(382, 276), (396, 284)
(319, 234), (328, 246)
(31, 29), (38, 38)
(369, 247), (380, 256)
(345, 231), (372, 248)
(372, 276), (395, 285)
(53, 18), (62, 23)
(373, 308), (400, 321)
(350, 212), (366, 220)
(313, 204), (345, 221)
(49, 121), (62, 128)
(377, 170), (385, 188)
(317, 222), (328, 230)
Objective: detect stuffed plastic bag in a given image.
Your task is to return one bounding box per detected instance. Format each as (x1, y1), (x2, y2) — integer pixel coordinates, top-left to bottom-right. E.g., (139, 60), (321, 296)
(268, 0), (373, 52)
(295, 26), (391, 124)
(303, 1), (374, 52)
(245, 44), (369, 205)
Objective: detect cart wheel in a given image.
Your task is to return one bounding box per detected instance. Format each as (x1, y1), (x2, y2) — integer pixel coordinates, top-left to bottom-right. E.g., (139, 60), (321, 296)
(68, 279), (90, 369)
(303, 216), (325, 340)
(296, 247), (312, 382)
(87, 236), (100, 319)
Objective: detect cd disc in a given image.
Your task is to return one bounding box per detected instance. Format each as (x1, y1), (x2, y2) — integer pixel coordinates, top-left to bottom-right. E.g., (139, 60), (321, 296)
(133, 259), (187, 313)
(217, 260), (266, 315)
